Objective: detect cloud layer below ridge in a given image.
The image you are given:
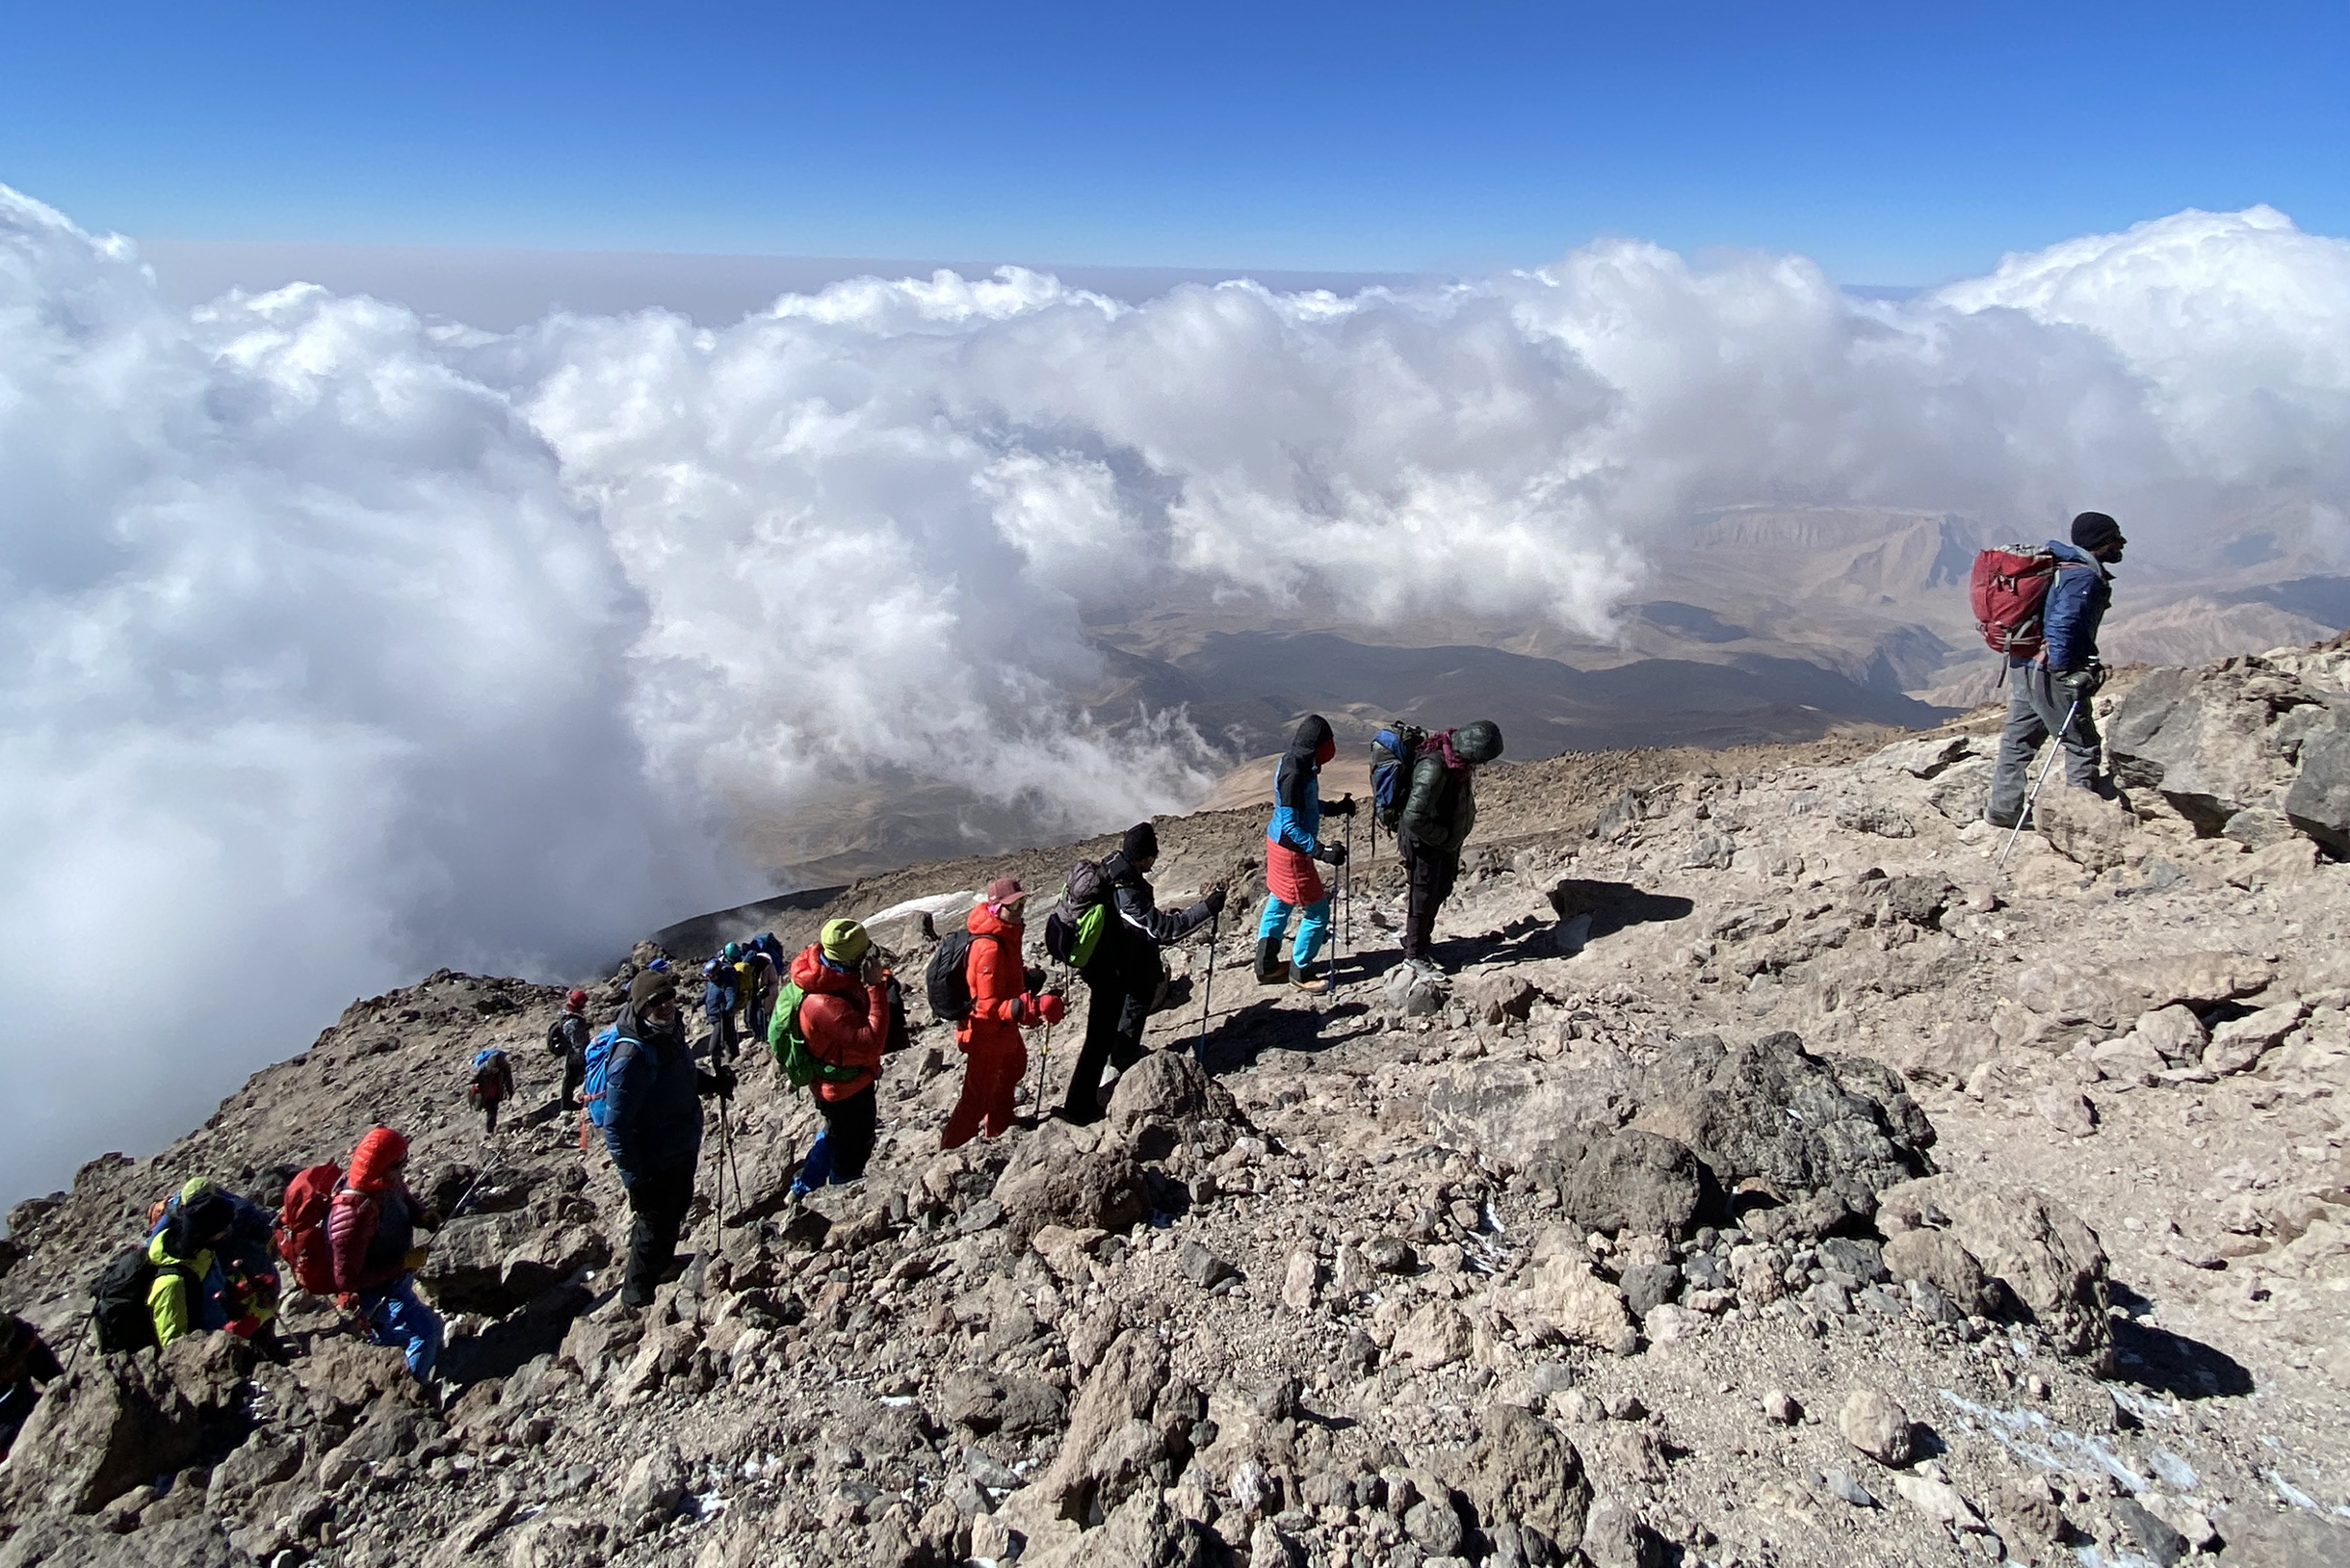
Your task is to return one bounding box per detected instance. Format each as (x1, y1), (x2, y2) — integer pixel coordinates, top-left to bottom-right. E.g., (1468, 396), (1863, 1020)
(4, 190), (2347, 1208)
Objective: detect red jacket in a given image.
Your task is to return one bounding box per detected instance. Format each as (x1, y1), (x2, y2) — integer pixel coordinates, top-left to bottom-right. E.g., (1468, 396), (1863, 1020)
(791, 945), (891, 1102)
(958, 902), (1027, 1048)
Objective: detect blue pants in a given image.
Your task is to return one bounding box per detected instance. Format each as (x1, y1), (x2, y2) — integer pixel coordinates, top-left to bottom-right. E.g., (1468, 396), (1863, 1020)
(1257, 893), (1332, 967)
(360, 1277), (443, 1383)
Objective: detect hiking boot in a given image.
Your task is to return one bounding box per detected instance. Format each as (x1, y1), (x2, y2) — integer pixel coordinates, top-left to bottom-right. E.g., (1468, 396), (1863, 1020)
(1291, 960), (1331, 995)
(1407, 955), (1448, 980)
(1254, 935), (1290, 985)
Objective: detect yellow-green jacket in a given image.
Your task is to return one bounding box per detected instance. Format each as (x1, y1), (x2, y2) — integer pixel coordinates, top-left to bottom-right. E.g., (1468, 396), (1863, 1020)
(145, 1230), (217, 1347)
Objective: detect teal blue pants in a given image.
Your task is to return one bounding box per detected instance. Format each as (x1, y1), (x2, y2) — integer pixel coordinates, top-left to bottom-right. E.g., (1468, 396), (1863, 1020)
(1257, 894), (1331, 966)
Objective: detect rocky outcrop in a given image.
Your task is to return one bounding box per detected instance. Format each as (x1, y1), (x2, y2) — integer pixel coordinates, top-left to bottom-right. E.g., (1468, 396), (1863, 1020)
(1875, 1175), (2112, 1368)
(2108, 653), (2350, 848)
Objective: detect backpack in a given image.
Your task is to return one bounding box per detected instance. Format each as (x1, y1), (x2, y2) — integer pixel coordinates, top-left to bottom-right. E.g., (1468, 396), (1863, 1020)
(925, 928), (1005, 1024)
(1970, 545), (2060, 658)
(544, 1013), (571, 1057)
(582, 1024), (625, 1129)
(91, 1245), (162, 1353)
(1370, 724), (1427, 831)
(467, 1048), (508, 1108)
(766, 980), (862, 1089)
(1042, 859), (1110, 967)
(274, 1163), (342, 1297)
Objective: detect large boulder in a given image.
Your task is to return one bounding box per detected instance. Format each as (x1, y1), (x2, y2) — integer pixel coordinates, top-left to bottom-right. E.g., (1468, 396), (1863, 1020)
(2285, 706), (2350, 850)
(0, 1354), (205, 1515)
(1104, 1051), (1243, 1163)
(1436, 1404), (1592, 1557)
(996, 1119), (1154, 1245)
(2107, 659), (2338, 837)
(1037, 1330), (1200, 1527)
(1876, 1176), (2111, 1368)
(1425, 1032), (1933, 1240)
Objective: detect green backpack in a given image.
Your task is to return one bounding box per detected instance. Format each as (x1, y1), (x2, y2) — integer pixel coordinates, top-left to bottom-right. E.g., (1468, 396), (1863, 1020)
(766, 980), (862, 1090)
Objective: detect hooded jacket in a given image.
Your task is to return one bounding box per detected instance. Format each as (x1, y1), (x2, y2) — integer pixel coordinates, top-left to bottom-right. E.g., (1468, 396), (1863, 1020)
(599, 1003), (705, 1184)
(2040, 539), (2113, 673)
(791, 945), (892, 1102)
(1267, 716), (1334, 856)
(329, 1132), (421, 1297)
(1399, 730), (1478, 854)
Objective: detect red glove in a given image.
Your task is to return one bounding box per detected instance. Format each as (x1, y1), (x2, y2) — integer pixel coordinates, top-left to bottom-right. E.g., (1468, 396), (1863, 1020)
(1018, 992), (1066, 1026)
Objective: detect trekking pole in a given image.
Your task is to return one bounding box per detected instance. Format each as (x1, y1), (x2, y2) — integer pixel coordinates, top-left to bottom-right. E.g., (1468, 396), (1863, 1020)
(1196, 906), (1220, 1055)
(444, 1140), (502, 1222)
(1997, 694), (2082, 872)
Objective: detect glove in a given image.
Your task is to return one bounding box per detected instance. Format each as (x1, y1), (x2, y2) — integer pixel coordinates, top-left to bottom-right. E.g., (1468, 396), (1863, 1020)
(698, 1064), (737, 1099)
(1017, 992), (1068, 1026)
(1325, 794), (1357, 819)
(1315, 843), (1349, 866)
(1024, 966), (1048, 993)
(1203, 884), (1228, 917)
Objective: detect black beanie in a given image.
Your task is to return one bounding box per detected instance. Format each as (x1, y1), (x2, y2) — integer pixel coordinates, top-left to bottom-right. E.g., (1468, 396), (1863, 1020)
(1123, 822), (1159, 863)
(2071, 510), (2125, 553)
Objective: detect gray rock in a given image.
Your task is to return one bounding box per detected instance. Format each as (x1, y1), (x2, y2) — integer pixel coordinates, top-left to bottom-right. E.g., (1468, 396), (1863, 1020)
(1437, 1405), (1591, 1551)
(1838, 1388), (1913, 1467)
(1404, 1497), (1465, 1555)
(1816, 1237), (1888, 1282)
(0, 1354), (206, 1517)
(1616, 1263), (1682, 1319)
(616, 1443), (685, 1534)
(2111, 1496), (2187, 1567)
(1876, 1175), (2113, 1369)
(1178, 1239), (1233, 1289)
(1819, 1469), (1878, 1508)
(2285, 704), (2350, 849)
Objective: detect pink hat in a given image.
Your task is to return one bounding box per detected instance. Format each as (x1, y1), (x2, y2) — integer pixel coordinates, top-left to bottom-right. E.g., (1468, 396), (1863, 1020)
(984, 876), (1027, 906)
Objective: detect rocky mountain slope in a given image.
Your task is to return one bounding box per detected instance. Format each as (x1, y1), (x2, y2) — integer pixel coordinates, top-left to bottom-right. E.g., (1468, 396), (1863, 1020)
(5, 644), (2350, 1568)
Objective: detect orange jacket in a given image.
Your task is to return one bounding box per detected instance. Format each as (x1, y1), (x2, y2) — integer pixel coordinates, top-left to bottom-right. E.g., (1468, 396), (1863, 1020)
(958, 902), (1026, 1047)
(790, 945), (891, 1102)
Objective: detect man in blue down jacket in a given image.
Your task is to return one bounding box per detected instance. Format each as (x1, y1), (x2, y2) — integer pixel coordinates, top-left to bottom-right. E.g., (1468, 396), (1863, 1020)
(602, 968), (735, 1309)
(1988, 510), (2126, 828)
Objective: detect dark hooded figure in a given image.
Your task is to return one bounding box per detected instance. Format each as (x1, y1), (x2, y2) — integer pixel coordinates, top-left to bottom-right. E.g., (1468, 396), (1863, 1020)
(1397, 719), (1504, 977)
(1057, 821), (1225, 1124)
(1256, 715), (1355, 992)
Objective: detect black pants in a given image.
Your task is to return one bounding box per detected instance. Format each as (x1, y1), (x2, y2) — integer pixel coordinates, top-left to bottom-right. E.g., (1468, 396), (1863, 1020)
(622, 1162), (696, 1307)
(1401, 836), (1460, 960)
(1059, 960), (1152, 1124)
(812, 1085), (878, 1183)
(559, 1052), (584, 1107)
(482, 1098), (502, 1136)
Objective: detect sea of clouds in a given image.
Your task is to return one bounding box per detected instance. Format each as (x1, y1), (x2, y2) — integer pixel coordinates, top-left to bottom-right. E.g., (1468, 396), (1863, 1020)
(5, 187), (2347, 1207)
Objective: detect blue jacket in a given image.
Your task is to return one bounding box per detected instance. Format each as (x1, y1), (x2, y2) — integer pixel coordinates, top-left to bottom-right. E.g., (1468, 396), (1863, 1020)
(2040, 539), (2113, 672)
(599, 1006), (704, 1186)
(1266, 715), (1333, 855)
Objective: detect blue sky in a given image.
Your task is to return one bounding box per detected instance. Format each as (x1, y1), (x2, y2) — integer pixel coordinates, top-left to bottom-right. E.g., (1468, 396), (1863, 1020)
(4, 0), (2344, 283)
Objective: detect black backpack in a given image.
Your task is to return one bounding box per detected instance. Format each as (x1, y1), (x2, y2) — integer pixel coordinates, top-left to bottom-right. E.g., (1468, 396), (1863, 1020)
(91, 1245), (162, 1353)
(925, 929), (998, 1024)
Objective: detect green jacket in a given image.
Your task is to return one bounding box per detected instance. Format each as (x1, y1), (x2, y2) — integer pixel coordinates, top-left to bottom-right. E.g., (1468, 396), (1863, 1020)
(145, 1231), (214, 1347)
(1399, 751), (1476, 854)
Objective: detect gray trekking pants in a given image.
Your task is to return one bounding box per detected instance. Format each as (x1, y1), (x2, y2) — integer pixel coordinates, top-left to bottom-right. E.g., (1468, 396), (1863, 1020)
(1987, 658), (2102, 825)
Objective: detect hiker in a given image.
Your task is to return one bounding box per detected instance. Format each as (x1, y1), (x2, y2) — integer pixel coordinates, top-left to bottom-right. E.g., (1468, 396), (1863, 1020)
(1988, 510), (2127, 828)
(786, 920), (894, 1195)
(0, 1314), (60, 1457)
(212, 1189), (285, 1356)
(547, 988), (592, 1107)
(601, 968), (735, 1309)
(703, 944), (745, 1060)
(942, 877), (1066, 1150)
(742, 946), (777, 1043)
(1397, 719), (1505, 977)
(1058, 823), (1225, 1125)
(467, 1047), (517, 1135)
(144, 1178), (238, 1347)
(327, 1127), (443, 1382)
(1256, 715), (1355, 994)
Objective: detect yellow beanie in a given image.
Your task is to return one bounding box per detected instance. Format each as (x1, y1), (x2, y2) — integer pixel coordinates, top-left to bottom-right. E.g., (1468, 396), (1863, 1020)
(820, 919), (872, 965)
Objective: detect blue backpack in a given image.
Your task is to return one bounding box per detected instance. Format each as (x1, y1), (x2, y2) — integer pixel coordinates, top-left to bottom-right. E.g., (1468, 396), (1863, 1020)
(581, 1025), (630, 1130)
(1370, 724), (1426, 831)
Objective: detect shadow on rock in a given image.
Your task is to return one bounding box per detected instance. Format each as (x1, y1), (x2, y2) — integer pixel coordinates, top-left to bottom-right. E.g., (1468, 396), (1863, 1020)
(2109, 1317), (2255, 1400)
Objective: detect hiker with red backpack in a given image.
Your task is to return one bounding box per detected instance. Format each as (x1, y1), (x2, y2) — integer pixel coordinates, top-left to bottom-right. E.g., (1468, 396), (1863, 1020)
(1057, 823), (1226, 1125)
(1394, 720), (1504, 978)
(326, 1127), (442, 1382)
(600, 968), (735, 1309)
(1982, 511), (2127, 829)
(939, 877), (1065, 1150)
(784, 920), (894, 1197)
(1255, 715), (1355, 995)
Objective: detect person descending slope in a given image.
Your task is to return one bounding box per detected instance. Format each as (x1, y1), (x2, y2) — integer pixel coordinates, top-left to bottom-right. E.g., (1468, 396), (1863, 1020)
(600, 969), (735, 1310)
(1255, 715), (1355, 995)
(940, 878), (1065, 1150)
(547, 989), (592, 1108)
(1397, 719), (1504, 977)
(467, 1048), (516, 1135)
(327, 1129), (442, 1383)
(786, 921), (895, 1196)
(702, 943), (746, 1060)
(0, 1314), (61, 1457)
(1987, 510), (2127, 828)
(1058, 823), (1225, 1125)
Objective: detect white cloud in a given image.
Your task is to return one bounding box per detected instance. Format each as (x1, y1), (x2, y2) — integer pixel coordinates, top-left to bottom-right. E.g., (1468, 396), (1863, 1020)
(5, 183), (2348, 1206)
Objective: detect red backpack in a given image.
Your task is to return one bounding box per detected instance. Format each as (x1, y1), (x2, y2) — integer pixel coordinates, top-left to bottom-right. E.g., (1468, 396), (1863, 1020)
(274, 1162), (342, 1297)
(1970, 545), (2059, 657)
